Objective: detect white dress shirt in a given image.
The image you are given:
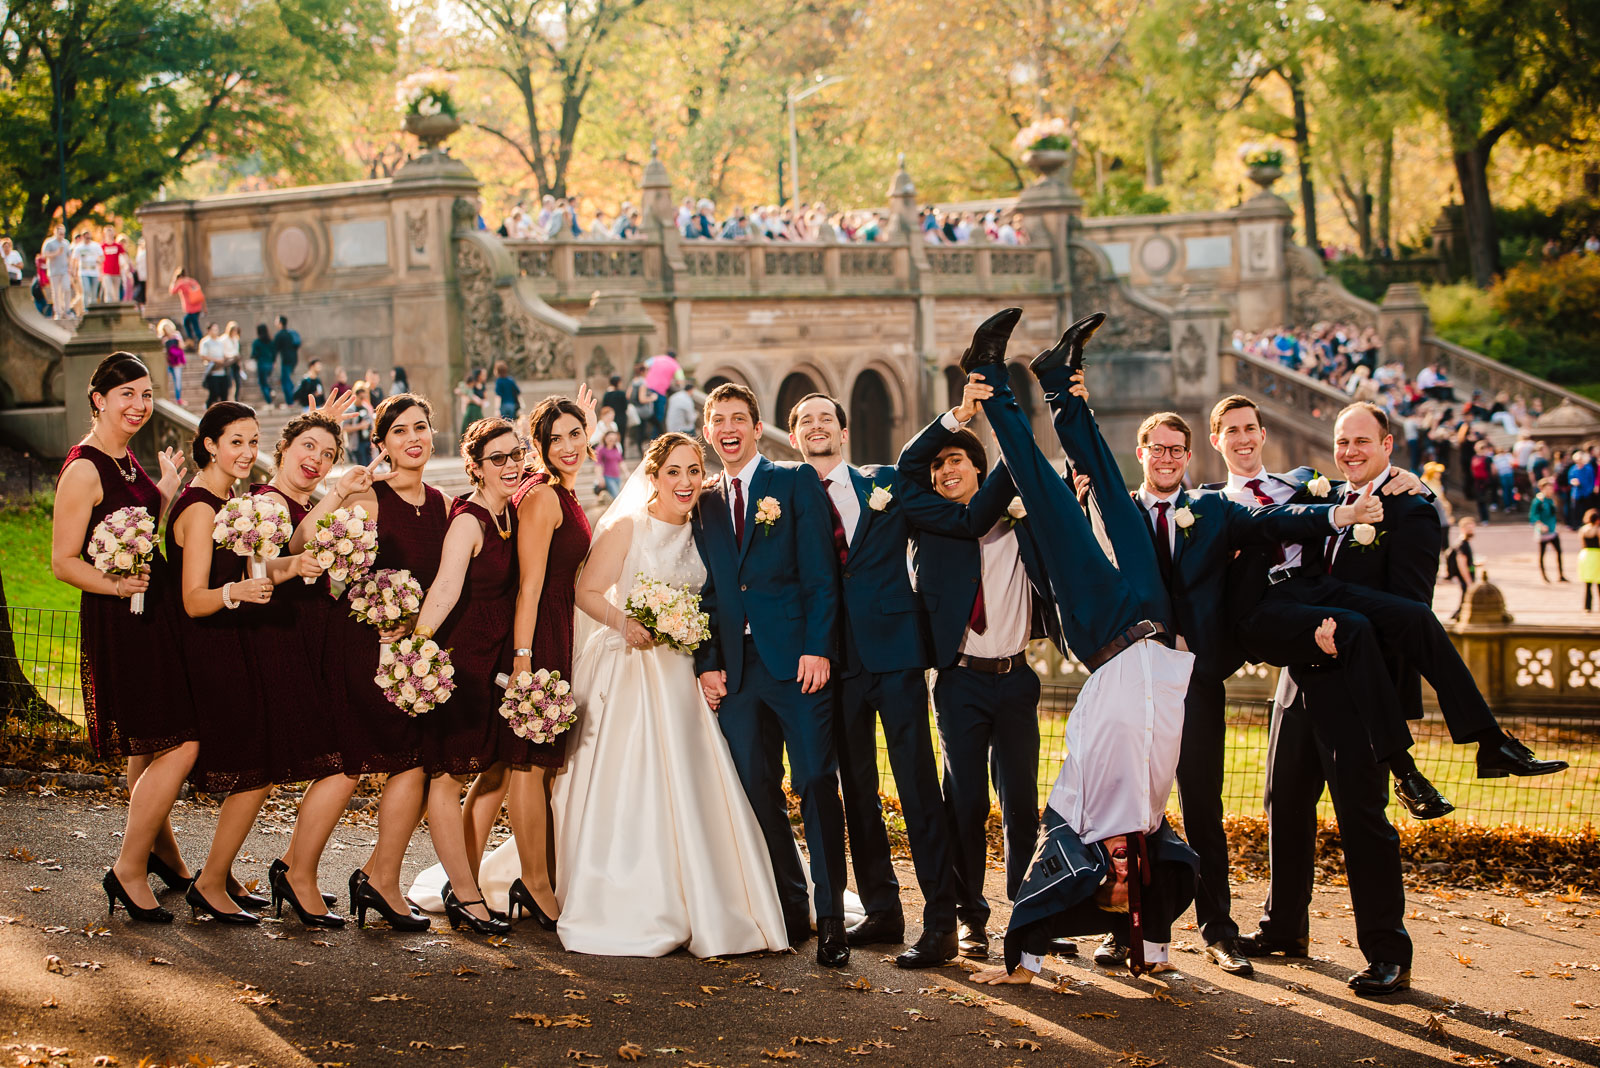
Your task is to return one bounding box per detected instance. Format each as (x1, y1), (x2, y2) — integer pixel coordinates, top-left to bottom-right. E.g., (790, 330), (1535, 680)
(725, 456), (761, 636)
(1136, 485), (1181, 557)
(960, 522), (1032, 660)
(1322, 468), (1388, 573)
(817, 464), (861, 548)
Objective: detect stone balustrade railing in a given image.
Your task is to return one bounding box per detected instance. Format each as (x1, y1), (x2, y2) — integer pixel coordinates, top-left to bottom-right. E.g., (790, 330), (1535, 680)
(1422, 334), (1600, 419)
(1219, 348), (1349, 433)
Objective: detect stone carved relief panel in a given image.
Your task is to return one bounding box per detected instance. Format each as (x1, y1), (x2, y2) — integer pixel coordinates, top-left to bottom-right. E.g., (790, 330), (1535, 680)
(764, 250), (824, 276)
(405, 210), (429, 269)
(573, 248), (644, 278)
(1175, 323), (1208, 383)
(1068, 245), (1170, 351)
(455, 239), (574, 380)
(991, 250), (1040, 276)
(1288, 246), (1377, 329)
(684, 250), (748, 277)
(1239, 221), (1282, 280)
(1384, 319), (1412, 363)
(840, 250), (895, 276)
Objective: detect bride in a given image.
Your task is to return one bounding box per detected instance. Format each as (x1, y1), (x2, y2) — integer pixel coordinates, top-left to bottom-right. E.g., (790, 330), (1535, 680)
(430, 432), (787, 957)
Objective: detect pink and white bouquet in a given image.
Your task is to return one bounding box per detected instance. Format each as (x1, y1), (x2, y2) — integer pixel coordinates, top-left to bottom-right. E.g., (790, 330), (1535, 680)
(309, 504), (378, 593)
(348, 568), (423, 630)
(1013, 116), (1076, 154)
(375, 637), (455, 716)
(212, 494), (293, 578)
(87, 506), (157, 615)
(624, 574), (711, 654)
(495, 668), (578, 743)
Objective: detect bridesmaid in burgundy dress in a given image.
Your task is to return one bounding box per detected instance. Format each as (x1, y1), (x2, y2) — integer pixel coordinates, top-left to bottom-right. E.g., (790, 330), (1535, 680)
(51, 353), (195, 922)
(251, 410), (355, 926)
(408, 417), (531, 936)
(168, 402), (323, 925)
(500, 394), (596, 928)
(298, 393), (445, 931)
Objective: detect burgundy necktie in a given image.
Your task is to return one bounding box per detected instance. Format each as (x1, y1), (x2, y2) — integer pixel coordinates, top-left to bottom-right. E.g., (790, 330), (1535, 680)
(732, 475), (745, 547)
(1152, 501), (1174, 581)
(1245, 478), (1287, 565)
(826, 483), (848, 565)
(1327, 491), (1359, 572)
(968, 580), (988, 635)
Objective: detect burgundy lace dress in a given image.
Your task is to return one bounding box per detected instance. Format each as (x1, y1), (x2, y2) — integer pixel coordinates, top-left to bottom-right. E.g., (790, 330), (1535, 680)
(421, 498), (527, 775)
(59, 444), (197, 758)
(512, 472), (592, 768)
(248, 484), (344, 783)
(167, 486), (275, 795)
(331, 480), (449, 775)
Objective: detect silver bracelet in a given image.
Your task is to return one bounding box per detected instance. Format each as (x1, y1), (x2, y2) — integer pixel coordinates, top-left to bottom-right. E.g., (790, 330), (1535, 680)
(222, 582), (239, 610)
(514, 647), (533, 657)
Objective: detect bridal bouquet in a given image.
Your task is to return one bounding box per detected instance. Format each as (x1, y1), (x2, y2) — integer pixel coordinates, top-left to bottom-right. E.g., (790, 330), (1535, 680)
(87, 506), (157, 615)
(624, 574), (711, 653)
(213, 494), (293, 578)
(309, 504), (378, 593)
(375, 637), (455, 716)
(496, 668), (578, 743)
(348, 568), (424, 630)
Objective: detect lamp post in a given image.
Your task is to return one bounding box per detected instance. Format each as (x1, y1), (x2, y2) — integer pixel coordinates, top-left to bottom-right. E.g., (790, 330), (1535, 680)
(786, 74), (847, 208)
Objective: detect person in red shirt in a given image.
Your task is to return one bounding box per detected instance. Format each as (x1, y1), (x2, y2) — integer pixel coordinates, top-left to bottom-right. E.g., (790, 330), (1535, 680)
(169, 267), (206, 340)
(99, 227), (128, 303)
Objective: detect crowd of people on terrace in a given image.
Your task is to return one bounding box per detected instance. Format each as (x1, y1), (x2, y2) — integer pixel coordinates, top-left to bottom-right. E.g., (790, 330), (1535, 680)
(495, 195), (1029, 246)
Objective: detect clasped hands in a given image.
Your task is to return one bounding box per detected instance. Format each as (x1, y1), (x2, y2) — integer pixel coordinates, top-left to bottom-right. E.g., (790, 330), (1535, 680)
(698, 655), (830, 712)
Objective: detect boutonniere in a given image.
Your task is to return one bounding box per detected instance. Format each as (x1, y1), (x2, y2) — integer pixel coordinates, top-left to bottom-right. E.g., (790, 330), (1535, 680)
(754, 496), (781, 534)
(1304, 471), (1332, 497)
(1004, 497), (1027, 528)
(1350, 523), (1385, 551)
(1173, 504), (1198, 537)
(867, 484), (894, 512)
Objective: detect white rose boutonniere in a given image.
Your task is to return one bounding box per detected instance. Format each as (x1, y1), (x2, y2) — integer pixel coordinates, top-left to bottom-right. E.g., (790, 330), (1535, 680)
(1351, 522), (1382, 549)
(1305, 472), (1332, 497)
(1004, 497), (1027, 527)
(755, 496), (782, 534)
(867, 484), (894, 512)
(1173, 504), (1198, 537)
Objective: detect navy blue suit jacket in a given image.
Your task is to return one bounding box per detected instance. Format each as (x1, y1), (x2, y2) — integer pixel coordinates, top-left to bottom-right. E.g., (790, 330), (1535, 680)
(692, 455), (839, 690)
(803, 464), (932, 676)
(895, 418), (1061, 669)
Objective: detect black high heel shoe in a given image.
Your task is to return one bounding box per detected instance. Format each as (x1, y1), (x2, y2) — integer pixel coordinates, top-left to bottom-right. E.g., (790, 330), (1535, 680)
(444, 888), (510, 936)
(146, 852), (194, 893)
(507, 878), (557, 930)
(225, 875), (270, 912)
(269, 858), (337, 907)
(350, 869), (430, 931)
(270, 866), (346, 928)
(103, 868), (174, 924)
(186, 876), (261, 925)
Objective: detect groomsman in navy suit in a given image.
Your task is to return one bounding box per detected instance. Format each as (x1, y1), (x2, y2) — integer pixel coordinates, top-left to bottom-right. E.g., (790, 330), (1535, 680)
(692, 382), (851, 968)
(896, 389), (1060, 961)
(1049, 393), (1364, 977)
(789, 393), (961, 968)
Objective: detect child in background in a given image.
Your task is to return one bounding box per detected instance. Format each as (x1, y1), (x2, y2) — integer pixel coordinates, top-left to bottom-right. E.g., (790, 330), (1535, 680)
(155, 318), (186, 404)
(595, 430), (624, 501)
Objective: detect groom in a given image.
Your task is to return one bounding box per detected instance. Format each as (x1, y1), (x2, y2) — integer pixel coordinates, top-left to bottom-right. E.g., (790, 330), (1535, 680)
(692, 382), (852, 967)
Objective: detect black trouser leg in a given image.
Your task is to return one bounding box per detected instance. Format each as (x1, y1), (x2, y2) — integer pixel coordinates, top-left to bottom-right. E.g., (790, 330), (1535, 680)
(834, 670), (901, 920)
(1175, 674), (1235, 944)
(874, 668), (959, 930)
(1259, 702), (1323, 944)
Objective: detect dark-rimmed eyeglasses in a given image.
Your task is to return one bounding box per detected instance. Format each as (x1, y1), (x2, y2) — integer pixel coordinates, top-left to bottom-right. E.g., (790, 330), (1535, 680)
(483, 448), (527, 467)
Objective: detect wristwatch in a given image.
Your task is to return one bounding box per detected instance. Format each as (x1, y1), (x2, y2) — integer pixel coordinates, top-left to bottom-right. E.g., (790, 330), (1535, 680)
(514, 648), (533, 658)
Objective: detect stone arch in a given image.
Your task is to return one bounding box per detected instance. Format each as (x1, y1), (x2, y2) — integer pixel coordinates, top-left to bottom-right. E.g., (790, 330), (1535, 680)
(848, 369), (898, 465)
(943, 364), (967, 411)
(775, 366), (834, 429)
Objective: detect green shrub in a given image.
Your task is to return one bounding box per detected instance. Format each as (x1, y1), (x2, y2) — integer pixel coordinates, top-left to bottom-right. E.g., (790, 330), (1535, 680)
(1085, 174), (1171, 217)
(1424, 258), (1600, 389)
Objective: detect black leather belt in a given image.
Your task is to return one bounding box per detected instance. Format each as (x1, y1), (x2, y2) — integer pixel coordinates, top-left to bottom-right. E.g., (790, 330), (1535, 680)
(956, 653), (1022, 674)
(1084, 620), (1169, 673)
(1268, 565), (1311, 585)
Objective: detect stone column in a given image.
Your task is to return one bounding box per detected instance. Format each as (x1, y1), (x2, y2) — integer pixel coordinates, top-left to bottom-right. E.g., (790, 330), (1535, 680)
(887, 156), (936, 423)
(1014, 152), (1081, 329)
(1379, 282), (1431, 375)
(63, 304), (170, 456)
(576, 293), (655, 392)
(1233, 184), (1295, 332)
(640, 142), (689, 359)
(1167, 287), (1231, 484)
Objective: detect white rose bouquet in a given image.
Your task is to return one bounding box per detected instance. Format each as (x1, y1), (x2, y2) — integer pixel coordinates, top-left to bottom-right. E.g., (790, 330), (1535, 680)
(87, 506), (157, 615)
(375, 636), (455, 716)
(495, 668), (578, 743)
(349, 568), (424, 630)
(624, 573), (711, 654)
(310, 504), (378, 594)
(212, 494), (294, 578)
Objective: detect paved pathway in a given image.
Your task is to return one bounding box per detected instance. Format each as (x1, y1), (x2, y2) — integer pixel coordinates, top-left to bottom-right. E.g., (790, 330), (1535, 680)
(1434, 519), (1596, 628)
(3, 790), (1598, 1068)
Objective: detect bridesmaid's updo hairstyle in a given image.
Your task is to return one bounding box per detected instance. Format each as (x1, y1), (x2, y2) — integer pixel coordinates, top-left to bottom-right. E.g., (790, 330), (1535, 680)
(526, 395), (594, 472)
(643, 432), (703, 480)
(273, 411), (345, 469)
(87, 352), (151, 417)
(373, 393), (434, 443)
(460, 417), (516, 486)
(192, 401), (258, 470)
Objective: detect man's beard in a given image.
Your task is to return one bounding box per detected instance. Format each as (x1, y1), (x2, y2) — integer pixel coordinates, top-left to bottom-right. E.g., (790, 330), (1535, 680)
(802, 439), (840, 461)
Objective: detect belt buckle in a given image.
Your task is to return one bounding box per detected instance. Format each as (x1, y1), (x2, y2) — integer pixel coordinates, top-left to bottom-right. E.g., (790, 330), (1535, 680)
(996, 655), (1012, 674)
(1268, 567), (1293, 585)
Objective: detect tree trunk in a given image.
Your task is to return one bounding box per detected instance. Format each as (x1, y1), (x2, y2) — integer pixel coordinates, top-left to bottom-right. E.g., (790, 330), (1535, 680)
(1145, 123), (1163, 187)
(1356, 180), (1373, 258)
(1453, 141), (1500, 287)
(0, 567), (57, 719)
(1377, 134), (1393, 254)
(1286, 70), (1320, 255)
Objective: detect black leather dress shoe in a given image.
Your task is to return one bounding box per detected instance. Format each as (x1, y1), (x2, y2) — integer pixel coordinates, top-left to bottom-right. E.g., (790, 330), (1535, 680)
(785, 912), (814, 949)
(846, 911), (905, 947)
(1476, 735), (1568, 778)
(817, 917), (850, 968)
(1029, 311), (1107, 377)
(1236, 930), (1309, 958)
(1092, 932), (1128, 968)
(895, 928), (958, 969)
(957, 921), (989, 960)
(1348, 961), (1411, 996)
(958, 307), (1024, 374)
(1394, 769), (1455, 819)
(1048, 938), (1078, 957)
(1204, 937), (1255, 976)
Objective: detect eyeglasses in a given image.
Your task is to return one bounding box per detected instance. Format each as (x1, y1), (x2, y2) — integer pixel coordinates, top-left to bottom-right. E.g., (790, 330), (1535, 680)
(482, 447), (527, 468)
(1141, 444), (1189, 459)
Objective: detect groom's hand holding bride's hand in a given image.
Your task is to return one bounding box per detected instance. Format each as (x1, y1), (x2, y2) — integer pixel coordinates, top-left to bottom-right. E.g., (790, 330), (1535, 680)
(797, 655), (830, 694)
(699, 670), (727, 711)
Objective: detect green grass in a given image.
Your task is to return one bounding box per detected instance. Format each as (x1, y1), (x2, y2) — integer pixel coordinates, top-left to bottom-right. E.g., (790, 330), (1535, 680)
(1, 492), (87, 727)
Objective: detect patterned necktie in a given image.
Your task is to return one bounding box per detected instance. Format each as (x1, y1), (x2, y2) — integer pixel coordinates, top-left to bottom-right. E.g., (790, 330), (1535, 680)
(732, 475), (745, 547)
(1244, 478), (1287, 565)
(826, 480), (848, 564)
(1327, 490), (1359, 571)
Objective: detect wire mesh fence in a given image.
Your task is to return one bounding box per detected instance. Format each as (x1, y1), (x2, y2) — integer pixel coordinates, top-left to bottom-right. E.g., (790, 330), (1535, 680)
(3, 603), (1596, 831)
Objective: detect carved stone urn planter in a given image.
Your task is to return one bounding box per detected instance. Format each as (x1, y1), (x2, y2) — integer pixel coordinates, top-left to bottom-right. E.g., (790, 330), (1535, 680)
(404, 112), (461, 153)
(1022, 148), (1073, 181)
(1247, 163), (1284, 191)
